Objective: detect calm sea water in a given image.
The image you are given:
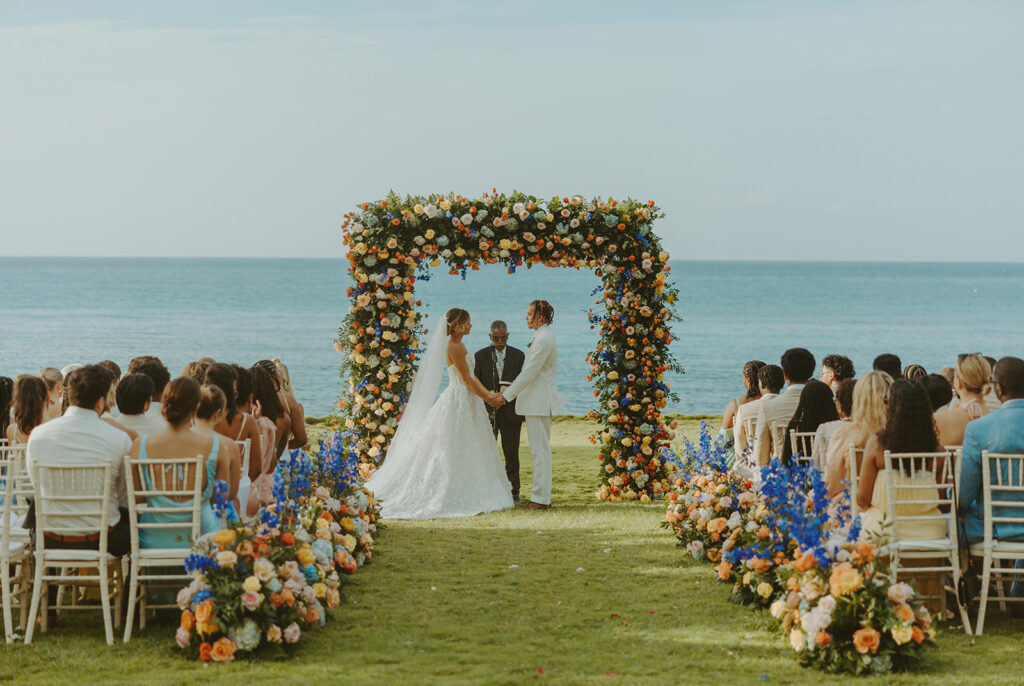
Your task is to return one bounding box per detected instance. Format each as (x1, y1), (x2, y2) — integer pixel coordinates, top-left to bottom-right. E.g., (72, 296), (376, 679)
(1, 258), (1022, 417)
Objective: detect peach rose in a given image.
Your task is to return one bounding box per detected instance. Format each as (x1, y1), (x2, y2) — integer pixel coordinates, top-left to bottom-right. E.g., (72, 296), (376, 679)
(911, 625), (925, 644)
(815, 631), (832, 647)
(180, 609), (195, 632)
(198, 641), (212, 661)
(210, 637), (237, 663)
(707, 517), (728, 535)
(855, 541), (875, 562)
(266, 624), (282, 643)
(852, 627), (881, 655)
(717, 561), (733, 581)
(793, 552), (816, 573)
(747, 557), (772, 574)
(236, 540), (254, 557)
(895, 602), (914, 623)
(194, 599), (214, 624)
(828, 564), (863, 597)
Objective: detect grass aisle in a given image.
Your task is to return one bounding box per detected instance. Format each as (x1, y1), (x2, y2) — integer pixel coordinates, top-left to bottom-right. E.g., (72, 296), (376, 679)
(2, 418), (1019, 685)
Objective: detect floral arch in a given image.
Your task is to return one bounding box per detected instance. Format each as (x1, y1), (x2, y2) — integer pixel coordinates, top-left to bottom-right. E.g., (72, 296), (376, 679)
(335, 190), (683, 500)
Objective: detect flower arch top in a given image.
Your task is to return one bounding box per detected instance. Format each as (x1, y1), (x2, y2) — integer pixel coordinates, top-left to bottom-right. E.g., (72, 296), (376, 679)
(336, 190), (683, 500)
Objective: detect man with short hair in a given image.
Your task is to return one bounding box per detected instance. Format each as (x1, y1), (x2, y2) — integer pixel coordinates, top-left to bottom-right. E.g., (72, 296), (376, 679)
(873, 353), (902, 380)
(753, 348), (815, 466)
(128, 356), (170, 420)
(25, 364), (132, 556)
(115, 373), (166, 435)
(734, 364), (784, 464)
(474, 321), (526, 502)
(820, 354), (855, 391)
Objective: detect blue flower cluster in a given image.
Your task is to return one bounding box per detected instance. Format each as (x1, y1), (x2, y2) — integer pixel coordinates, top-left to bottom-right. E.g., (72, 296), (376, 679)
(184, 554), (219, 575)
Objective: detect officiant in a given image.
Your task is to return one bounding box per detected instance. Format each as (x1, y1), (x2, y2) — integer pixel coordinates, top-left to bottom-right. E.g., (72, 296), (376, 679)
(474, 320), (526, 502)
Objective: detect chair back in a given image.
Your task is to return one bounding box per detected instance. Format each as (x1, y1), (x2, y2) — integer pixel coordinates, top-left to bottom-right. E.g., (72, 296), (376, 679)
(980, 451), (1024, 544)
(31, 462), (114, 552)
(882, 451), (954, 540)
(788, 430), (817, 465)
(847, 446), (866, 517)
(0, 444), (31, 524)
(235, 439), (251, 482)
(945, 446), (963, 494)
(124, 455), (205, 551)
(1, 450), (23, 555)
(769, 422), (788, 460)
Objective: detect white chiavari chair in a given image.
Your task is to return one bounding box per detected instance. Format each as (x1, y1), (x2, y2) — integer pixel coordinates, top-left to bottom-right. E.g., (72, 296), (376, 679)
(882, 450), (972, 634)
(769, 422), (788, 461)
(1, 450), (31, 642)
(847, 446), (866, 517)
(122, 454), (205, 641)
(788, 430), (817, 467)
(969, 451), (1024, 635)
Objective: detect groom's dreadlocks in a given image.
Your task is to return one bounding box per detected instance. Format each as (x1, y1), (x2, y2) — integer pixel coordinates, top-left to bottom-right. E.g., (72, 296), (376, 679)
(529, 300), (554, 324)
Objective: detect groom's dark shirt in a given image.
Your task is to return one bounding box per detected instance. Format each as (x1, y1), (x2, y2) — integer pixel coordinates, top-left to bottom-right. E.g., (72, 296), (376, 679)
(474, 345), (525, 421)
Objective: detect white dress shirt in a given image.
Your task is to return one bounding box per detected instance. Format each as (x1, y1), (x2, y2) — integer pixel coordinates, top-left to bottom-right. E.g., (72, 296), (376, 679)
(117, 412), (168, 437)
(26, 406), (132, 530)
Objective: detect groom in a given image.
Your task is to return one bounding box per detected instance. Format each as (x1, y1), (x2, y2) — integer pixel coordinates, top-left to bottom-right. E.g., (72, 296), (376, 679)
(489, 300), (566, 510)
(474, 320), (526, 502)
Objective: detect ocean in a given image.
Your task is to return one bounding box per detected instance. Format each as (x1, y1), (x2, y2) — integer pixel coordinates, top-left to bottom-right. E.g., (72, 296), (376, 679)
(1, 258), (1022, 418)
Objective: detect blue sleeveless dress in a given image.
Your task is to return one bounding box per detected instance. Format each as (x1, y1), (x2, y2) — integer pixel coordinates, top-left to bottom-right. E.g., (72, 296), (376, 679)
(138, 435), (220, 548)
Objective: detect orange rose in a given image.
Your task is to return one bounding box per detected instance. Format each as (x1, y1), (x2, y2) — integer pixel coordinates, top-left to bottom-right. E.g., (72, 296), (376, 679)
(210, 637), (237, 663)
(194, 599), (214, 624)
(180, 609), (195, 632)
(895, 602), (915, 622)
(198, 642), (212, 661)
(757, 526), (771, 540)
(911, 625), (925, 644)
(793, 553), (816, 573)
(852, 627), (881, 655)
(236, 540), (254, 557)
(270, 593), (284, 607)
(305, 605), (320, 624)
(281, 532), (295, 546)
(280, 588), (295, 606)
(815, 631), (832, 647)
(706, 549), (720, 562)
(717, 561), (733, 581)
(828, 564), (863, 597)
(855, 541), (875, 562)
(748, 557), (772, 575)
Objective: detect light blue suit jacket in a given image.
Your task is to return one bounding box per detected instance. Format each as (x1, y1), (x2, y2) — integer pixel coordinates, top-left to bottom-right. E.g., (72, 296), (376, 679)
(958, 398), (1024, 543)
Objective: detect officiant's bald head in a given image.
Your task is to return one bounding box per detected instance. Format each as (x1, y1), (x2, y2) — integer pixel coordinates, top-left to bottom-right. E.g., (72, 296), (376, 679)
(489, 321), (508, 351)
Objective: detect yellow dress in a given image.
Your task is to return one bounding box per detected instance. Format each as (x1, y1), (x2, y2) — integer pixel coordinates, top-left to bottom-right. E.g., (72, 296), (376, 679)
(859, 469), (947, 542)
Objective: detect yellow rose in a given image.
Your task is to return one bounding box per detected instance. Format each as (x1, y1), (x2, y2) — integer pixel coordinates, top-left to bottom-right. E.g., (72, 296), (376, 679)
(341, 517), (356, 531)
(343, 534), (358, 551)
(621, 438), (633, 447)
(439, 199), (451, 211)
(296, 547), (315, 566)
(243, 575), (261, 593)
(757, 582), (773, 598)
(425, 229), (435, 239)
(413, 204), (424, 214)
(499, 239), (511, 250)
(430, 259), (440, 267)
(454, 247), (466, 257)
(313, 582), (327, 599)
(891, 625), (913, 645)
(213, 529), (237, 548)
(607, 371), (619, 380)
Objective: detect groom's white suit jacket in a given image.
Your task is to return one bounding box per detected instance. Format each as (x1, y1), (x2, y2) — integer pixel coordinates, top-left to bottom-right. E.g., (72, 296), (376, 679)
(501, 324), (567, 416)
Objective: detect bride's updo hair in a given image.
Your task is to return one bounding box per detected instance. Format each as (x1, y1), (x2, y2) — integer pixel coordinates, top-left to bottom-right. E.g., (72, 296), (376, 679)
(529, 299), (554, 324)
(446, 308), (470, 336)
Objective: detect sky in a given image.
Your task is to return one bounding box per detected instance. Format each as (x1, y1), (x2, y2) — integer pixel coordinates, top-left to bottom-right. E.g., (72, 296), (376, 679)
(1, 1), (1022, 261)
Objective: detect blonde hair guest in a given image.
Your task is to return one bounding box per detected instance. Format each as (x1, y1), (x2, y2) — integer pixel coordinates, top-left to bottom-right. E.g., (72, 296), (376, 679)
(934, 353), (991, 446)
(824, 370), (893, 497)
(38, 367), (63, 420)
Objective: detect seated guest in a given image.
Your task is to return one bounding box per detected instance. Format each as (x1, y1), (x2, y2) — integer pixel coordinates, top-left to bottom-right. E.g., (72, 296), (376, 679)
(939, 366), (955, 385)
(934, 353), (991, 447)
(719, 360), (765, 464)
(205, 363), (262, 476)
(25, 365), (133, 556)
(181, 359), (212, 380)
(271, 358), (308, 450)
(255, 359), (306, 454)
(127, 356), (171, 420)
(959, 357), (1024, 545)
(902, 364), (926, 382)
(754, 348), (815, 466)
(781, 379), (839, 464)
(918, 373), (953, 412)
(0, 376), (12, 438)
(115, 373), (167, 436)
(735, 365), (783, 463)
(96, 360), (121, 384)
(820, 354), (855, 392)
(38, 368), (62, 421)
(7, 375), (48, 444)
(246, 365), (290, 516)
(857, 379), (945, 541)
(253, 361), (294, 460)
(982, 354), (1002, 412)
(825, 371), (892, 497)
(812, 378), (855, 465)
(873, 353), (902, 380)
(129, 377), (232, 537)
(192, 385), (241, 508)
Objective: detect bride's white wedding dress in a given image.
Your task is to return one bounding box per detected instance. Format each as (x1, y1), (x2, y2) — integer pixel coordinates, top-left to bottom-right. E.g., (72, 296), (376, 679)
(366, 342), (514, 520)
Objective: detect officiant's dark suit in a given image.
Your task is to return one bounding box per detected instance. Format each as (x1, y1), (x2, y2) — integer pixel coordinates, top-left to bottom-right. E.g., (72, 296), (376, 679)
(474, 326), (526, 501)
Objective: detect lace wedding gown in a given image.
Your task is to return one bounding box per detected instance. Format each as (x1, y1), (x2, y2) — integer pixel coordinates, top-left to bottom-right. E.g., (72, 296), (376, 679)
(366, 353), (514, 519)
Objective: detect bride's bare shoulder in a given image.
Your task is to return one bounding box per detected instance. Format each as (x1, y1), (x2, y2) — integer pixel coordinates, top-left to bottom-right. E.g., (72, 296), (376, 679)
(446, 338), (466, 364)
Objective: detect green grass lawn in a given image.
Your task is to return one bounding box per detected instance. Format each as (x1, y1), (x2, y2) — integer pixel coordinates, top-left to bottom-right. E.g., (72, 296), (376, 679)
(3, 416), (1020, 685)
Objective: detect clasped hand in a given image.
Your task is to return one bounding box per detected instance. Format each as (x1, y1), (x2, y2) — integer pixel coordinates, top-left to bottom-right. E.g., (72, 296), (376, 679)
(486, 392), (506, 408)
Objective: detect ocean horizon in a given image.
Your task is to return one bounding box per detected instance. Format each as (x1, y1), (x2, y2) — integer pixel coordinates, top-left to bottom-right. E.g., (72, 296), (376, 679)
(2, 257), (1022, 420)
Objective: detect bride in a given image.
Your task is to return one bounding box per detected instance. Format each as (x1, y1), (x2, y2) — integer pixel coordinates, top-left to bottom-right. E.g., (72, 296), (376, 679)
(366, 308), (514, 519)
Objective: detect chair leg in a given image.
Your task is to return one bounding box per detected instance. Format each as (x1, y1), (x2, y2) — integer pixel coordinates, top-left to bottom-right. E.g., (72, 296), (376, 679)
(18, 559), (29, 632)
(949, 550), (972, 636)
(112, 564), (122, 631)
(123, 560), (139, 642)
(2, 562), (13, 644)
(24, 557), (44, 644)
(997, 559), (1008, 612)
(98, 560), (113, 646)
(976, 552), (993, 636)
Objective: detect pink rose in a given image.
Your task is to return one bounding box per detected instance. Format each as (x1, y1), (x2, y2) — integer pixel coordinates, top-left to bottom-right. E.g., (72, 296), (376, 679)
(888, 582), (914, 605)
(175, 627), (191, 648)
(176, 586), (192, 609)
(283, 622), (301, 644)
(241, 591), (261, 610)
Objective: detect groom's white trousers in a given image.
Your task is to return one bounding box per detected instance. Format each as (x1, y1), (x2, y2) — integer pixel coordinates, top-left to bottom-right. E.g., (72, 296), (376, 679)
(525, 415), (553, 505)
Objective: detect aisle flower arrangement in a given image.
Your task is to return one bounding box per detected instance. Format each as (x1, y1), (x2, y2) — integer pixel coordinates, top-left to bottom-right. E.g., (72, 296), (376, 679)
(175, 434), (380, 662)
(663, 424), (935, 675)
(337, 190), (684, 498)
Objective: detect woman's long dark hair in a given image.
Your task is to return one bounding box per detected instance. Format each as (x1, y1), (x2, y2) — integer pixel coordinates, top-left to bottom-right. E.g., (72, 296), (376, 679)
(0, 377), (13, 437)
(203, 363), (239, 423)
(878, 379), (940, 454)
(782, 379), (839, 461)
(12, 375), (48, 438)
(250, 365), (284, 422)
(742, 360), (765, 400)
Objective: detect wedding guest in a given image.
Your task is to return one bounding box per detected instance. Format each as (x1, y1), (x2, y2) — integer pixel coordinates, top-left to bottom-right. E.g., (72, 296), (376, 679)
(958, 357), (1024, 546)
(59, 363), (83, 414)
(812, 378), (855, 466)
(857, 379), (944, 540)
(939, 366), (955, 386)
(982, 354), (1003, 412)
(0, 376), (12, 439)
(128, 377), (231, 537)
(734, 364), (783, 462)
(205, 363), (261, 510)
(7, 375), (48, 444)
(253, 361), (295, 459)
(825, 371), (892, 498)
(181, 359), (212, 380)
(269, 358), (307, 450)
(25, 365), (133, 556)
(38, 367), (62, 420)
(781, 379), (839, 463)
(96, 360), (121, 383)
(128, 356), (171, 421)
(820, 354), (855, 391)
(918, 373), (953, 412)
(873, 353), (902, 380)
(934, 353), (991, 447)
(720, 359), (765, 436)
(114, 373), (167, 436)
(474, 321), (527, 501)
(902, 364), (926, 382)
(754, 348), (815, 466)
(193, 385), (241, 505)
(246, 365), (287, 516)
